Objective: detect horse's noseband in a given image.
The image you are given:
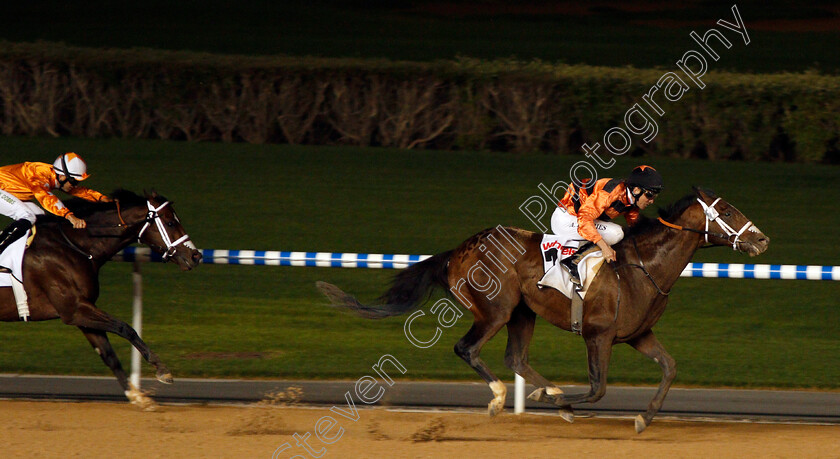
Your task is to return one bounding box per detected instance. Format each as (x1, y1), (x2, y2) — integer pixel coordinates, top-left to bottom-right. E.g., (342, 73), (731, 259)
(137, 201), (192, 261)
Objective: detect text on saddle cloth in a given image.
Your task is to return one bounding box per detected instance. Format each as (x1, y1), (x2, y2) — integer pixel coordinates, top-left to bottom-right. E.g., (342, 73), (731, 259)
(538, 234), (606, 300)
(539, 234), (580, 274)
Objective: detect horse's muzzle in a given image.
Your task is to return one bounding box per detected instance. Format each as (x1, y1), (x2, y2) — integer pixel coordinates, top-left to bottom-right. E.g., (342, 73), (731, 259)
(175, 248), (203, 270)
(745, 233), (770, 257)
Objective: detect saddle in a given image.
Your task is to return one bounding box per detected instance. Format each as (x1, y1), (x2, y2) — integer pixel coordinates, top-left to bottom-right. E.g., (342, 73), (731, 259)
(537, 235), (605, 296)
(537, 234), (606, 334)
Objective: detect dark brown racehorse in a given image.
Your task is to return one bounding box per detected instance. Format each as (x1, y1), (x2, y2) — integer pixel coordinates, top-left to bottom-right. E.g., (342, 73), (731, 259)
(0, 190), (201, 408)
(318, 188), (769, 432)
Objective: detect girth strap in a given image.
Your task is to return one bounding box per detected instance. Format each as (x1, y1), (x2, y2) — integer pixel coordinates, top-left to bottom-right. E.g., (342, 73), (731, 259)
(570, 287), (583, 335)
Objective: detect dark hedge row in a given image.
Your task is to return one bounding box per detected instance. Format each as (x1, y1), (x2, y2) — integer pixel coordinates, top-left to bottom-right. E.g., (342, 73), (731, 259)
(1, 42), (838, 162)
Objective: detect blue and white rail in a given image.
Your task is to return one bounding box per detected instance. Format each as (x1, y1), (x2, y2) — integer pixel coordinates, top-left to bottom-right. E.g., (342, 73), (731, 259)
(681, 263), (840, 281)
(115, 247), (840, 281)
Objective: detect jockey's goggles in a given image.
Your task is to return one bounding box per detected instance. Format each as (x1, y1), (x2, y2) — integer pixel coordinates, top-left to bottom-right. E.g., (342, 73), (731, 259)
(57, 154), (82, 187)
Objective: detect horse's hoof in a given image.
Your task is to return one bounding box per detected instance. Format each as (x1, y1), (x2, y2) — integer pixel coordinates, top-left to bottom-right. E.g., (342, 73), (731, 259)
(634, 414), (648, 433)
(527, 387), (546, 403)
(559, 406), (575, 423)
(156, 371), (174, 384)
(487, 400), (504, 417)
(125, 387), (157, 411)
(546, 386), (564, 396)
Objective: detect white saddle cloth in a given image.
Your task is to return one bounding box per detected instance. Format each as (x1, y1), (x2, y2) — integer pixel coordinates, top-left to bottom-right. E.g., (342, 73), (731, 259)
(0, 229), (30, 285)
(537, 234), (606, 299)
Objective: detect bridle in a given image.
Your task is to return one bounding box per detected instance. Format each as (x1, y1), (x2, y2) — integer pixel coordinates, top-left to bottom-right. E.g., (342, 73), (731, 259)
(607, 195), (757, 334)
(612, 196), (753, 307)
(56, 199), (193, 262)
(137, 200), (193, 261)
(657, 197), (755, 250)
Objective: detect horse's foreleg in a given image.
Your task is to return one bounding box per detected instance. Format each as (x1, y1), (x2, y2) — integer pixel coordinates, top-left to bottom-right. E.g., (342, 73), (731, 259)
(69, 304), (173, 384)
(627, 330), (675, 434)
(455, 319), (508, 417)
(505, 304), (575, 422)
(79, 327), (157, 410)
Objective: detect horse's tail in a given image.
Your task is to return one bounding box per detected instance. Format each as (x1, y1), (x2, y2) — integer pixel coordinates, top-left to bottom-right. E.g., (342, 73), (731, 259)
(316, 250), (453, 319)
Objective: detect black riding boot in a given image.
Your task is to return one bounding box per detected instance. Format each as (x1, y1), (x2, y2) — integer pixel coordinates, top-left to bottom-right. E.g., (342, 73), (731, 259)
(559, 241), (598, 286)
(0, 219), (32, 255)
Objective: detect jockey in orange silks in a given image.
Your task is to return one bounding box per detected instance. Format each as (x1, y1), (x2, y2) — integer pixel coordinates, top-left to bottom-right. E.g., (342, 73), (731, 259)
(0, 153), (112, 255)
(550, 165), (664, 284)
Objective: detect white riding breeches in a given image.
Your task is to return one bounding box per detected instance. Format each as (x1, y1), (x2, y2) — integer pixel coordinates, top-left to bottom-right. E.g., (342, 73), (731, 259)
(550, 206), (625, 247)
(0, 189), (44, 223)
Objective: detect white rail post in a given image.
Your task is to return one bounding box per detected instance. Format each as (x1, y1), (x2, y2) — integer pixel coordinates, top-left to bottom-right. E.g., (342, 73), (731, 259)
(514, 373), (525, 414)
(130, 259), (142, 389)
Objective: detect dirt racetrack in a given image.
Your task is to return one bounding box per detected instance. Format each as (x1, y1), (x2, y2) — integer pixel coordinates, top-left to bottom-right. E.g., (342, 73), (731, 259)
(1, 400), (837, 458)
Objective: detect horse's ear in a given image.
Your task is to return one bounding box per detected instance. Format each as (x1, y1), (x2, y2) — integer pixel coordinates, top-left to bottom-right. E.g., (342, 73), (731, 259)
(693, 187), (717, 200)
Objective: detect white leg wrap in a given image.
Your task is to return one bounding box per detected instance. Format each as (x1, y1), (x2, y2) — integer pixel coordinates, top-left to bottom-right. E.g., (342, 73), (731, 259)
(487, 381), (507, 416)
(10, 276), (29, 322)
(125, 383), (157, 411)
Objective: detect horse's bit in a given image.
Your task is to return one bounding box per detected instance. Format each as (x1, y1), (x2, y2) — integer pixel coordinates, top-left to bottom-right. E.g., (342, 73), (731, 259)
(137, 201), (194, 260)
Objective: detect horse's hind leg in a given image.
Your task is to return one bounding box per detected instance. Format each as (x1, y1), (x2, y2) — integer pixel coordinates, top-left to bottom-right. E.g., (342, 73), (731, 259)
(69, 303), (173, 384)
(455, 318), (509, 417)
(627, 331), (675, 434)
(79, 327), (156, 410)
(504, 303), (575, 422)
(80, 327), (130, 390)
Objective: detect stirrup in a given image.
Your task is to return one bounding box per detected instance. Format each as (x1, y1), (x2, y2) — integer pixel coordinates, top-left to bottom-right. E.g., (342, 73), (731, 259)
(560, 257), (582, 285)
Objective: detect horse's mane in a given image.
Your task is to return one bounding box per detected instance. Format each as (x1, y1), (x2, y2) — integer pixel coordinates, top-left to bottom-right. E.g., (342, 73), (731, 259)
(36, 189), (160, 223)
(623, 188), (716, 239)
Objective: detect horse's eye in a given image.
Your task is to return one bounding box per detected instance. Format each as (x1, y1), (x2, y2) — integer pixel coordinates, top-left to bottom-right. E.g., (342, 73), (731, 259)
(167, 221), (176, 227)
(724, 212), (731, 217)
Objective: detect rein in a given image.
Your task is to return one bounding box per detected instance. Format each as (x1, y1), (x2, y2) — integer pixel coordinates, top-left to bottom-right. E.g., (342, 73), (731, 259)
(656, 217), (727, 239)
(82, 200), (131, 236)
(613, 237), (671, 297)
(55, 201), (133, 257)
(609, 237), (669, 337)
(605, 195), (756, 336)
(611, 196), (756, 307)
(53, 199), (192, 262)
(57, 224), (95, 260)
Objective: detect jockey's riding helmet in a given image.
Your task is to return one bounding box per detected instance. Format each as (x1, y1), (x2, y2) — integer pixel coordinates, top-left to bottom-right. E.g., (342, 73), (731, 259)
(53, 153), (90, 185)
(626, 165), (663, 194)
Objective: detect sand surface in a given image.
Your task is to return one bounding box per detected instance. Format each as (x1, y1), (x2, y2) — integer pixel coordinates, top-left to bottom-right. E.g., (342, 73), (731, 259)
(1, 400), (837, 458)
